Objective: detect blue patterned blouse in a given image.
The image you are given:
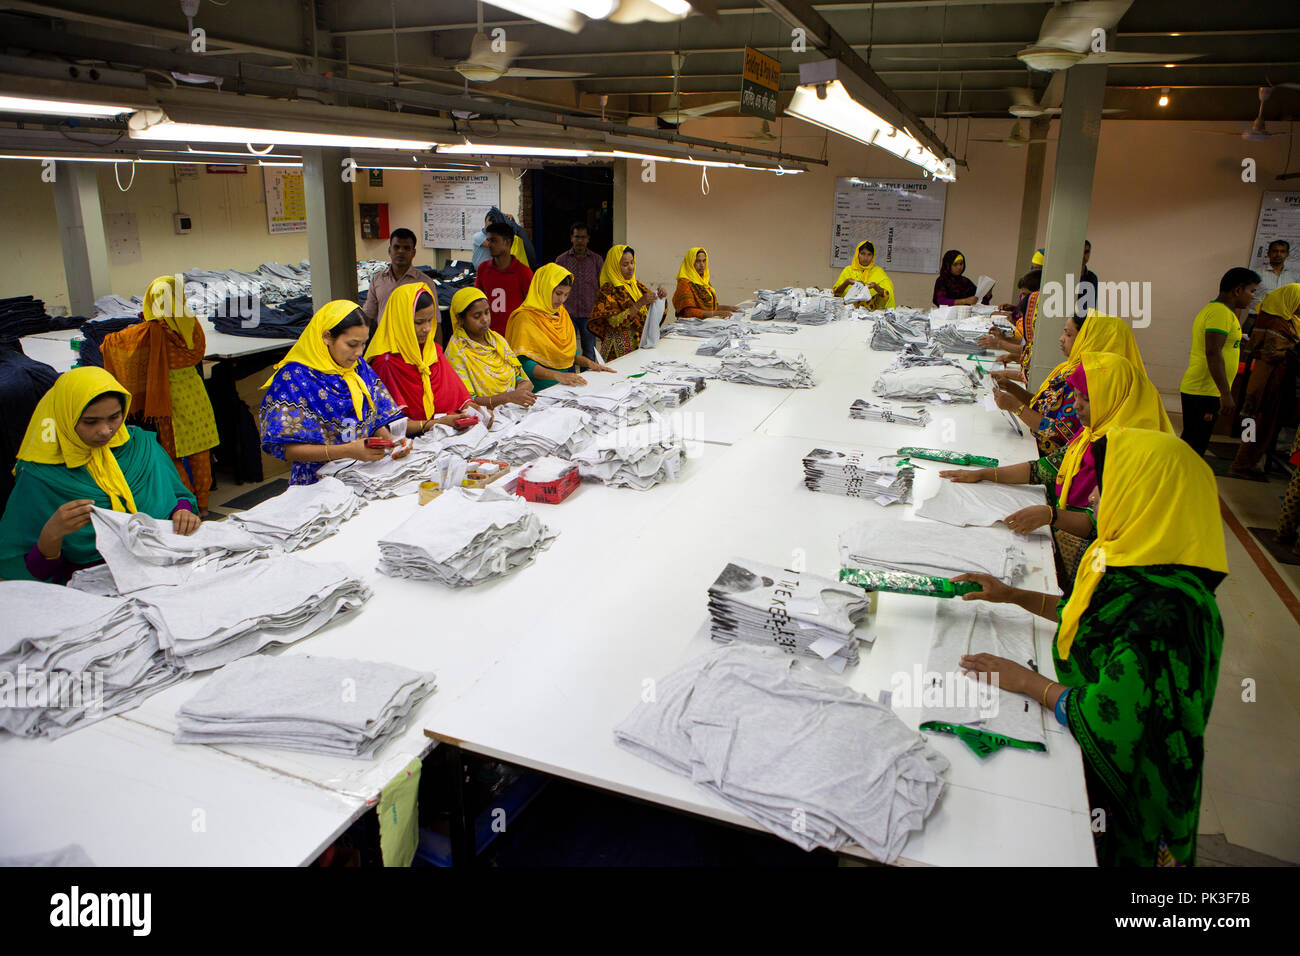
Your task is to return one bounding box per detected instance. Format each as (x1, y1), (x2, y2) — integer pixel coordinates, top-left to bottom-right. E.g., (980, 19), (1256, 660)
(259, 359), (403, 485)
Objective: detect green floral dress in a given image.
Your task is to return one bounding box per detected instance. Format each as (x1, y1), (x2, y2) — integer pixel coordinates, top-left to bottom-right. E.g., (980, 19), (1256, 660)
(1052, 564), (1225, 866)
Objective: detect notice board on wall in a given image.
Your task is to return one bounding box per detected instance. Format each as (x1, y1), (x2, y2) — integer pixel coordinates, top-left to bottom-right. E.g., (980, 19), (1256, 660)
(421, 171), (500, 248)
(831, 177), (947, 274)
(1249, 191), (1300, 272)
(263, 166), (306, 234)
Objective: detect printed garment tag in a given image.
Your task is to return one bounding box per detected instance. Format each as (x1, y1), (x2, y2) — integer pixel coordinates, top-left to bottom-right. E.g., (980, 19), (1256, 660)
(807, 634), (847, 659)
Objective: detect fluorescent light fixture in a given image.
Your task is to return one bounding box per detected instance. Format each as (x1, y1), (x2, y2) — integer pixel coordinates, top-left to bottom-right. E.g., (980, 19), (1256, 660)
(0, 94), (133, 116)
(0, 154), (130, 163)
(785, 64), (954, 181)
(609, 0), (693, 23)
(437, 142), (592, 158)
(600, 148), (802, 174)
(128, 110), (435, 151)
(484, 1), (615, 33)
(258, 161), (301, 167)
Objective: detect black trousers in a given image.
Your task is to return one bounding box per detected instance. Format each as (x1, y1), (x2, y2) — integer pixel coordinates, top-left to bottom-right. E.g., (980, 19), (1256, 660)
(1180, 392), (1221, 457)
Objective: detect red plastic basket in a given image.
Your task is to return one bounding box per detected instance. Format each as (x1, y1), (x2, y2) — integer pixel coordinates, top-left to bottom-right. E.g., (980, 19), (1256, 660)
(515, 464), (581, 504)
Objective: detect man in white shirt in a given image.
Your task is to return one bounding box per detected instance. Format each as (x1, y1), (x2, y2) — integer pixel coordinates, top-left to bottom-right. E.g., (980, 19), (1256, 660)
(1251, 239), (1300, 312)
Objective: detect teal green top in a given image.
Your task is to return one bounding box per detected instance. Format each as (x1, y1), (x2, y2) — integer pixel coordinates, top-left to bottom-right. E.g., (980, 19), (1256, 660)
(0, 425), (196, 580)
(519, 340), (581, 391)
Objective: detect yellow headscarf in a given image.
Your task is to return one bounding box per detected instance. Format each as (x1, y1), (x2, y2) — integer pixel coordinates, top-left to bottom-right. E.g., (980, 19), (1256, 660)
(263, 301), (375, 421)
(505, 263), (578, 370)
(16, 366), (137, 512)
(600, 244), (642, 301)
(143, 274), (198, 349)
(833, 241), (895, 307)
(676, 247), (712, 287)
(1056, 351), (1174, 505)
(1031, 249), (1045, 267)
(1031, 311), (1145, 403)
(365, 283), (439, 419)
(1058, 428), (1227, 659)
(447, 287), (519, 397)
(1259, 283), (1300, 336)
(510, 234), (530, 268)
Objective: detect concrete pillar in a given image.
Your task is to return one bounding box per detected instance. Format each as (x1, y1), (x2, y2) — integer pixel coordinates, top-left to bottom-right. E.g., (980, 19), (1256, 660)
(302, 147), (358, 312)
(1030, 64), (1107, 388)
(1013, 116), (1050, 282)
(51, 163), (112, 317)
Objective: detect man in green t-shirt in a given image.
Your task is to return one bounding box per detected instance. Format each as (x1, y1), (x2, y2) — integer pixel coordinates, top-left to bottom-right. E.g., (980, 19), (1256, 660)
(1179, 267), (1260, 457)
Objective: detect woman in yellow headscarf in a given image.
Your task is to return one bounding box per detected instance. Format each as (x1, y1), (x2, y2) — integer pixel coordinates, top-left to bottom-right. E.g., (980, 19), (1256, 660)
(671, 247), (739, 319)
(445, 288), (536, 409)
(505, 264), (615, 391)
(832, 240), (895, 309)
(99, 275), (219, 514)
(587, 244), (668, 361)
(954, 428), (1228, 867)
(259, 301), (405, 485)
(0, 366), (199, 582)
(986, 311), (1143, 458)
(365, 282), (478, 433)
(1231, 282), (1300, 476)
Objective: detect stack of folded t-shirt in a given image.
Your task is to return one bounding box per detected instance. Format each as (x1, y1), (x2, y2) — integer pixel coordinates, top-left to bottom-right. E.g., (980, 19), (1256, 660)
(802, 448), (914, 505)
(173, 654), (437, 758)
(568, 421), (685, 490)
(838, 518), (1029, 583)
(318, 445), (441, 498)
(707, 558), (871, 671)
(914, 480), (1050, 533)
(614, 644), (948, 859)
(716, 350), (814, 388)
(848, 399), (931, 427)
(134, 555), (371, 673)
(88, 507), (274, 594)
(488, 406), (594, 463)
(0, 581), (186, 737)
(873, 364), (977, 403)
(377, 485), (556, 587)
(227, 476), (362, 550)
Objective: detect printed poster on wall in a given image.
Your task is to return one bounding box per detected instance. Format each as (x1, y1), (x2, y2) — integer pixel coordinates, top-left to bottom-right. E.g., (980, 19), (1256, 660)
(421, 171), (501, 249)
(831, 177), (948, 274)
(263, 166), (306, 234)
(1249, 191), (1300, 273)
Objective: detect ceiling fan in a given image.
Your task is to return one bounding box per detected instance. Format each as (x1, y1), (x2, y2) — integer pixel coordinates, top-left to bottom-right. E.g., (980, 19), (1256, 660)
(971, 120), (1050, 147)
(1018, 1), (1201, 72)
(1192, 84), (1300, 142)
(455, 3), (593, 82)
(656, 53), (738, 126)
(1005, 85), (1125, 118)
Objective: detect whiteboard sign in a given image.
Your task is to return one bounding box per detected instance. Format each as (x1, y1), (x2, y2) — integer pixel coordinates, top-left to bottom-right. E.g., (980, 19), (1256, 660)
(831, 177), (947, 274)
(1249, 191), (1300, 272)
(263, 167), (306, 234)
(421, 172), (501, 248)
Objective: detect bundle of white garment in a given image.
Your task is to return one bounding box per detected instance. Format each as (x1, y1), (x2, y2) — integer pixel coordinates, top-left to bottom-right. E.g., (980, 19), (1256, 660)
(86, 507), (273, 594)
(873, 363), (977, 403)
(838, 519), (1030, 584)
(802, 448), (914, 505)
(568, 420), (685, 490)
(134, 555), (372, 673)
(488, 405), (594, 463)
(614, 645), (949, 859)
(920, 600), (1047, 750)
(914, 481), (1051, 535)
(227, 476), (361, 551)
(0, 581), (185, 738)
(377, 485), (556, 587)
(716, 349), (814, 388)
(707, 558), (870, 671)
(319, 445), (442, 498)
(533, 381), (672, 432)
(848, 399), (931, 427)
(173, 655), (437, 758)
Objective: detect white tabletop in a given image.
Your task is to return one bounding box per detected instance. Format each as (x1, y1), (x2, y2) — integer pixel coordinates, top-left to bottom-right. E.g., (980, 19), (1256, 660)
(19, 334), (77, 373)
(22, 315), (296, 361)
(0, 312), (1094, 866)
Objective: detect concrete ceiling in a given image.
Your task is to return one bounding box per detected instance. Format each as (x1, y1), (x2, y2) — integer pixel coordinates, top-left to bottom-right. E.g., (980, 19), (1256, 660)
(2, 0), (1299, 155)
